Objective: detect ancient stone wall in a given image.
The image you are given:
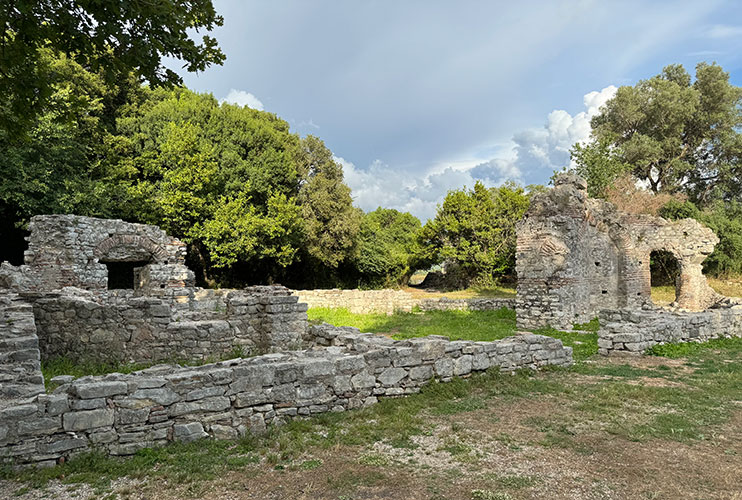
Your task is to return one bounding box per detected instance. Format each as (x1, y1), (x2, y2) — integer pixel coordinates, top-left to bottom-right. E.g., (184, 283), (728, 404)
(292, 289), (515, 315)
(292, 289), (417, 314)
(1, 215), (194, 292)
(597, 305), (742, 355)
(416, 297), (515, 312)
(26, 286), (307, 364)
(0, 293), (44, 400)
(516, 173), (722, 330)
(0, 324), (571, 467)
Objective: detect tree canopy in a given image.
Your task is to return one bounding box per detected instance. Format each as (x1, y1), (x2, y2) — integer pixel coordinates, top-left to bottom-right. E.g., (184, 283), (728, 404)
(576, 63), (742, 204)
(355, 208), (422, 287)
(1, 0), (224, 134)
(418, 182), (530, 286)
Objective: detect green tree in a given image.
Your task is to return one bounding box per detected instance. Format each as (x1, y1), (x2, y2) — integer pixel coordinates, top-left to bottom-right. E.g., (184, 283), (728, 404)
(0, 50), (138, 262)
(1, 0), (224, 134)
(296, 136), (361, 269)
(108, 87), (305, 284)
(356, 208), (422, 287)
(584, 63), (742, 203)
(419, 182), (530, 286)
(569, 139), (631, 197)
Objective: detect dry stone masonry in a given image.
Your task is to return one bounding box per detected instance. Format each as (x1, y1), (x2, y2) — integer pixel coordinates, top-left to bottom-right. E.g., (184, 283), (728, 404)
(292, 288), (515, 315)
(0, 324), (571, 467)
(0, 293), (44, 400)
(597, 305), (742, 355)
(516, 173), (725, 331)
(0, 215), (194, 292)
(0, 215), (573, 467)
(517, 173), (742, 356)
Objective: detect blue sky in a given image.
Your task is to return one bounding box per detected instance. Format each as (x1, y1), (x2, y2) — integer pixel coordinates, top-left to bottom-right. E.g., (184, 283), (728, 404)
(175, 0), (742, 220)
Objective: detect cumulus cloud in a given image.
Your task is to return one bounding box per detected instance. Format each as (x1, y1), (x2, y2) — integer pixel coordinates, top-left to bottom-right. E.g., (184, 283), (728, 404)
(339, 85), (618, 221)
(501, 85), (617, 179)
(220, 89), (265, 111)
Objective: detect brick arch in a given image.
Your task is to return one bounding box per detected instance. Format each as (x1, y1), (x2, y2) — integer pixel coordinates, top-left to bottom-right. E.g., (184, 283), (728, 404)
(94, 234), (169, 262)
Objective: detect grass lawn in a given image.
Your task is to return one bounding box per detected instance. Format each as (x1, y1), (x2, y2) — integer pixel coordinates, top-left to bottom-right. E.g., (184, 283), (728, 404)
(2, 308), (741, 499)
(308, 307), (598, 361)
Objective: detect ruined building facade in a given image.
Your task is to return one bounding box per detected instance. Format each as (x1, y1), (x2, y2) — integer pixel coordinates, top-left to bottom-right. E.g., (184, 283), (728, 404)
(516, 173), (724, 330)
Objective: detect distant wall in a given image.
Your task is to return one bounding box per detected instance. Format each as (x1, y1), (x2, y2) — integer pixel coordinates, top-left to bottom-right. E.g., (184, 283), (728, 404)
(292, 289), (416, 315)
(597, 305), (742, 355)
(292, 289), (515, 315)
(0, 324), (572, 467)
(27, 286), (307, 364)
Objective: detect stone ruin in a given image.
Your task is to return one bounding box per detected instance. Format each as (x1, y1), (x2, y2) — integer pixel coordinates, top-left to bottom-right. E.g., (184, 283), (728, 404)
(517, 173), (742, 354)
(0, 215), (573, 467)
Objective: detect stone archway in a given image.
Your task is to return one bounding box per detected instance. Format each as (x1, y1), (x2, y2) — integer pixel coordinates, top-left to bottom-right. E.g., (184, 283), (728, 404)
(94, 234), (169, 263)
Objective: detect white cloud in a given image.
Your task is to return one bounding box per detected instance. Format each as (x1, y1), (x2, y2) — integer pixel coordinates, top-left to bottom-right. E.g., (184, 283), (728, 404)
(479, 85), (617, 178)
(338, 157), (516, 222)
(337, 85), (618, 222)
(220, 89), (265, 111)
(705, 24), (742, 38)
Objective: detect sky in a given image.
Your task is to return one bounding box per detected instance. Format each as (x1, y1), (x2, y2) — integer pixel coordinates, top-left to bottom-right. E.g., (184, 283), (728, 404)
(175, 0), (742, 221)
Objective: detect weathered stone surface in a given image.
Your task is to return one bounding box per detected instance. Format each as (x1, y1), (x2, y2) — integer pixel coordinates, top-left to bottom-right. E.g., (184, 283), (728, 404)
(74, 381), (128, 399)
(292, 288), (514, 316)
(173, 422), (208, 443)
(63, 409), (114, 431)
(598, 306), (742, 356)
(516, 172), (728, 330)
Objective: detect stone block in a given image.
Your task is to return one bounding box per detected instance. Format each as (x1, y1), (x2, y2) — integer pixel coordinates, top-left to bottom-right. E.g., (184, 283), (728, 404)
(63, 409), (114, 431)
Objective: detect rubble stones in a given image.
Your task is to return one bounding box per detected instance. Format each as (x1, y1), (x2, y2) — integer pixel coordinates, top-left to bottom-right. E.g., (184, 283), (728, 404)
(597, 306), (742, 356)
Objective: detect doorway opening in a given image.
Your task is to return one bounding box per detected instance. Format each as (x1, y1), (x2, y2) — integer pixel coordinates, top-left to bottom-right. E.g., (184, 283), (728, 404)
(104, 261), (150, 289)
(649, 250), (679, 305)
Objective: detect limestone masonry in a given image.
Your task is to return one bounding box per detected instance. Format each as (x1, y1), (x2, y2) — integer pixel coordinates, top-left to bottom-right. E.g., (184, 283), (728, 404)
(0, 214), (572, 467)
(0, 324), (571, 467)
(292, 288), (515, 315)
(517, 173), (727, 330)
(518, 173), (742, 355)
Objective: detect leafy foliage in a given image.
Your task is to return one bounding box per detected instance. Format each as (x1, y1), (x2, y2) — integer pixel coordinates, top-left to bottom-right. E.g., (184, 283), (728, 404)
(355, 208), (422, 287)
(583, 63), (742, 203)
(297, 136), (361, 269)
(1, 0), (224, 134)
(418, 182), (530, 284)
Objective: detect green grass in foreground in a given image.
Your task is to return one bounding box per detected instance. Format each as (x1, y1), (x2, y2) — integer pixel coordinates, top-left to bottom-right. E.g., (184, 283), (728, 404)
(13, 309), (740, 496)
(646, 336), (742, 358)
(6, 336), (741, 492)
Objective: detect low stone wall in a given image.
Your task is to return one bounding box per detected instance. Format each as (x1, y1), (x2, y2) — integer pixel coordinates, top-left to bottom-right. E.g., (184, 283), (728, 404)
(27, 286), (307, 364)
(0, 325), (572, 467)
(292, 289), (416, 315)
(0, 293), (44, 400)
(417, 297), (515, 312)
(292, 289), (515, 315)
(597, 305), (742, 356)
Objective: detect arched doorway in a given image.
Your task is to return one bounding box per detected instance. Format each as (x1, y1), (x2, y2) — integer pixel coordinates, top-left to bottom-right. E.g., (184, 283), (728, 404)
(650, 249), (679, 306)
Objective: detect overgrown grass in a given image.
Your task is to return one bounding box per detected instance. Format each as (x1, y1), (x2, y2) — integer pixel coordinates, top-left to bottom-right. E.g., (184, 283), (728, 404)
(646, 336), (742, 358)
(309, 307), (518, 342)
(5, 335), (742, 494)
(309, 307), (598, 362)
(8, 308), (742, 497)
